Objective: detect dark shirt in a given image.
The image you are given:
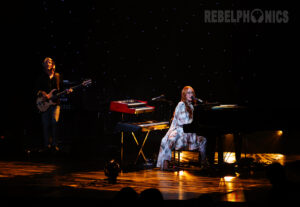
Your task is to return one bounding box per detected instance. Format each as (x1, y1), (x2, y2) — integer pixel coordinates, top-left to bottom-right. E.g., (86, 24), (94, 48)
(35, 71), (61, 104)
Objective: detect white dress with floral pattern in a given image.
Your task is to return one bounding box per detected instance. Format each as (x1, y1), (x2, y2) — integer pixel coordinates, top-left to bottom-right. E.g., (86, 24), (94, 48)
(156, 101), (207, 169)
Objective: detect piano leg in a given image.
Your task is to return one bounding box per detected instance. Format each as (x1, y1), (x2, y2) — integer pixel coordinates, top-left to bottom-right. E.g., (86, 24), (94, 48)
(217, 135), (224, 164)
(121, 132), (124, 165)
(234, 132), (243, 163)
(207, 135), (216, 165)
(206, 133), (224, 165)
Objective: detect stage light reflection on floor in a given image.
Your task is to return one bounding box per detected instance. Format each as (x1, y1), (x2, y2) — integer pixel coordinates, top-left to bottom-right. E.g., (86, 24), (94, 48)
(60, 167), (271, 200)
(177, 151), (287, 165)
(219, 176), (246, 202)
(0, 161), (57, 178)
(0, 153), (299, 201)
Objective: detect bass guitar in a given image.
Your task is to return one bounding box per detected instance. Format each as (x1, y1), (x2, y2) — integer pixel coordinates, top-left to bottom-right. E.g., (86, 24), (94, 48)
(36, 79), (92, 112)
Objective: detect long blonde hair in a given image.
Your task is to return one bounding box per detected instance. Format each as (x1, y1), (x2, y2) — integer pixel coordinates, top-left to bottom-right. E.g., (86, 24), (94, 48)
(42, 57), (56, 71)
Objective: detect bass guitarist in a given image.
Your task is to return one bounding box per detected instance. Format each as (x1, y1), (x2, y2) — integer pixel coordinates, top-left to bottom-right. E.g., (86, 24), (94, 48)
(35, 57), (72, 151)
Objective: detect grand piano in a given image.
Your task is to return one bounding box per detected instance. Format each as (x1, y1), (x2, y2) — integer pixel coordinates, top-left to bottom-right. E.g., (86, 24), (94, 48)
(183, 103), (290, 164)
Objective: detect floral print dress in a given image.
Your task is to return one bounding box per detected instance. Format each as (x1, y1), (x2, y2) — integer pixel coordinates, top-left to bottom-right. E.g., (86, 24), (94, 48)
(156, 101), (207, 169)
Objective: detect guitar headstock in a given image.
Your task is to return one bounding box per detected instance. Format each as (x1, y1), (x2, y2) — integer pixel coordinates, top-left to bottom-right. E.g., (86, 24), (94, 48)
(82, 79), (92, 87)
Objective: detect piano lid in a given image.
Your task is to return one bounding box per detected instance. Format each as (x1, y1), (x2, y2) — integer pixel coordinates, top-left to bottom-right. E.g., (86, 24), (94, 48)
(211, 104), (241, 110)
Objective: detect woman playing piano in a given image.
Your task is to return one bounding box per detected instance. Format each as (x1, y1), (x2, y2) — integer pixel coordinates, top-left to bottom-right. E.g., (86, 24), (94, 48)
(156, 86), (207, 170)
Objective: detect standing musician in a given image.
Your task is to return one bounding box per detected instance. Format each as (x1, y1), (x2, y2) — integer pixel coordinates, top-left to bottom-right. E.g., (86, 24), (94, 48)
(156, 86), (207, 170)
(35, 57), (72, 151)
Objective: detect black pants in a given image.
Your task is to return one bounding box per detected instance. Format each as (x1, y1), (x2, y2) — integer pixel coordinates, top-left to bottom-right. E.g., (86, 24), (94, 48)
(41, 105), (60, 147)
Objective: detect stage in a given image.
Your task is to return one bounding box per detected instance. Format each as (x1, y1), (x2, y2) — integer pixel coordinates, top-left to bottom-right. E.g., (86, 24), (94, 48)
(2, 1), (299, 205)
(1, 151), (300, 204)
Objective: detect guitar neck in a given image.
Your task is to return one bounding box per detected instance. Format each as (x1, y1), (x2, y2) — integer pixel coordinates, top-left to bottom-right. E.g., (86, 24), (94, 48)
(55, 84), (82, 97)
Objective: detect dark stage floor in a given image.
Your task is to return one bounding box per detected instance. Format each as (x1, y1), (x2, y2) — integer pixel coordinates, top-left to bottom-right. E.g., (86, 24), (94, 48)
(1, 150), (300, 205)
(1, 129), (300, 205)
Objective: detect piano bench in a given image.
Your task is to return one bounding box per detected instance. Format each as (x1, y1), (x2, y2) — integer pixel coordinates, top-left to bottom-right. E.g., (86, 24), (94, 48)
(171, 149), (199, 168)
(172, 150), (183, 168)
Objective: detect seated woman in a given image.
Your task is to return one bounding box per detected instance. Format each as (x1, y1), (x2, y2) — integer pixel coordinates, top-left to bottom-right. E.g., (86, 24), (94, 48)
(156, 86), (207, 170)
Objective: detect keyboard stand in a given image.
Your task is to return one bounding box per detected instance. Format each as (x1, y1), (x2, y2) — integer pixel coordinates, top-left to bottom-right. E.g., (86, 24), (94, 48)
(120, 131), (149, 166)
(119, 121), (169, 167)
(133, 131), (150, 164)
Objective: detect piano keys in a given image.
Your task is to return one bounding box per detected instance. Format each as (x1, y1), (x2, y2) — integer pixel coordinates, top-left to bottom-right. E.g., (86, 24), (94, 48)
(109, 99), (170, 166)
(110, 99), (155, 114)
(115, 121), (169, 132)
(115, 121), (169, 165)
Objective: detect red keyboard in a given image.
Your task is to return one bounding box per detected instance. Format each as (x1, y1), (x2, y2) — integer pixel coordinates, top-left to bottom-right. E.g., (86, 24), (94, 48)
(109, 99), (155, 114)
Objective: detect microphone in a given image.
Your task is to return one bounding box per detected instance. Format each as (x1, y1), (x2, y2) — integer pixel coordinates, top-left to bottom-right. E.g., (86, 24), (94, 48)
(191, 96), (203, 103)
(151, 94), (165, 101)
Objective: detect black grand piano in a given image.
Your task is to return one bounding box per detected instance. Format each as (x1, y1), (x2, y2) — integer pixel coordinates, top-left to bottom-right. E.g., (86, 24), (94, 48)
(183, 103), (291, 165)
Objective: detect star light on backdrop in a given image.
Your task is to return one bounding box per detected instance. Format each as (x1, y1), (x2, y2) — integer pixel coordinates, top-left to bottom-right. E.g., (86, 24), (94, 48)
(6, 1), (296, 134)
(0, 1), (298, 177)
